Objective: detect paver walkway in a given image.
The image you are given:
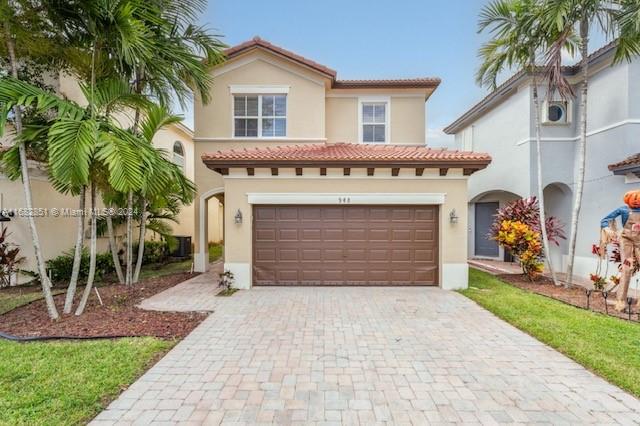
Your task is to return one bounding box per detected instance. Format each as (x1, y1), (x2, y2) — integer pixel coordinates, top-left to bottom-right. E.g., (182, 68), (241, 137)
(94, 286), (640, 425)
(139, 262), (223, 312)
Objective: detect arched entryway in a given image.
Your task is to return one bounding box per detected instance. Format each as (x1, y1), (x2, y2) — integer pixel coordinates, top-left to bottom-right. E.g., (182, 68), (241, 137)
(195, 187), (224, 272)
(469, 190), (522, 260)
(543, 182), (572, 271)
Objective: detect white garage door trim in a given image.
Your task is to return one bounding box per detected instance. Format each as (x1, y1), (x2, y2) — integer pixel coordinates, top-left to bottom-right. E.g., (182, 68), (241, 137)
(246, 192), (446, 205)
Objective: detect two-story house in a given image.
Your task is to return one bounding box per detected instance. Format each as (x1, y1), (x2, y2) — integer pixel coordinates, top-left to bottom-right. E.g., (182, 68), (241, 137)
(193, 37), (491, 289)
(444, 41), (640, 283)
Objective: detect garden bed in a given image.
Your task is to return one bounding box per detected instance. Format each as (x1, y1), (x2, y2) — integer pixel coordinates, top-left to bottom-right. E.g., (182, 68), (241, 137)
(0, 272), (208, 339)
(497, 273), (634, 320)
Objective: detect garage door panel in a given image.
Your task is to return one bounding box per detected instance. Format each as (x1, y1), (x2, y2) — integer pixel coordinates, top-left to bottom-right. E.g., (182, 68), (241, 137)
(323, 229), (344, 241)
(253, 205), (438, 286)
(278, 229), (298, 241)
(255, 229), (276, 242)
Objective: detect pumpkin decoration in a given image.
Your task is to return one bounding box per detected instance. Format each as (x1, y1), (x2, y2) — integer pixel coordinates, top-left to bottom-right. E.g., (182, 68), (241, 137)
(623, 190), (640, 209)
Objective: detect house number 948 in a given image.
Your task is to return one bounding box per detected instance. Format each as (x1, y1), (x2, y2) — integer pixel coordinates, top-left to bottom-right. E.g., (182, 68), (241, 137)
(338, 197), (351, 204)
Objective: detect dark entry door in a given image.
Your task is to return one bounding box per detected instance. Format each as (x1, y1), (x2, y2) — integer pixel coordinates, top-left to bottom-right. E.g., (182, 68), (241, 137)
(475, 202), (499, 257)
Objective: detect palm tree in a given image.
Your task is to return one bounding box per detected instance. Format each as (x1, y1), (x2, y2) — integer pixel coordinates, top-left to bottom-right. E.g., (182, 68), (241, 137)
(476, 0), (573, 285)
(542, 0), (640, 285)
(0, 0), (68, 319)
(0, 77), (154, 315)
(132, 105), (195, 283)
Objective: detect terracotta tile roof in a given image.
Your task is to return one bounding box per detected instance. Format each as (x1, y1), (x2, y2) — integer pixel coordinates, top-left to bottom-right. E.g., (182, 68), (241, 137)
(609, 153), (640, 172)
(444, 41), (619, 134)
(225, 37), (337, 78)
(223, 37), (440, 91)
(202, 143), (491, 172)
(333, 78), (441, 89)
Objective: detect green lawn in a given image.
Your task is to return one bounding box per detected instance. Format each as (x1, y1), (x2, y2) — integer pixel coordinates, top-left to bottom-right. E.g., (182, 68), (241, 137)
(0, 289), (65, 315)
(462, 268), (640, 398)
(208, 242), (223, 262)
(0, 337), (173, 425)
(138, 259), (192, 281)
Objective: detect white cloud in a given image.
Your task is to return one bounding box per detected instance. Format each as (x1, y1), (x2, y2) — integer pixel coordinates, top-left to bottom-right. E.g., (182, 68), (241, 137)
(426, 127), (456, 149)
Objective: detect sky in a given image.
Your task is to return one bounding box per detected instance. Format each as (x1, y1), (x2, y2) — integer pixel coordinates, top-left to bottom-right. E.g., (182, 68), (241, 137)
(185, 0), (605, 148)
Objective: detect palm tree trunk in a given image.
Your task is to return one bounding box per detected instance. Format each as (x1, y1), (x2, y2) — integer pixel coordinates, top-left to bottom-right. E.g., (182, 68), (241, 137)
(106, 211), (125, 284)
(532, 79), (559, 286)
(566, 19), (589, 287)
(75, 183), (97, 315)
(133, 197), (147, 283)
(3, 19), (59, 319)
(125, 191), (134, 286)
(63, 186), (86, 313)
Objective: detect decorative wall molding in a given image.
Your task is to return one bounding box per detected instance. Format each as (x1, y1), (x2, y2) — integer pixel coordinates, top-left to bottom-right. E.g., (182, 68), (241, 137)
(515, 118), (640, 145)
(246, 192), (446, 205)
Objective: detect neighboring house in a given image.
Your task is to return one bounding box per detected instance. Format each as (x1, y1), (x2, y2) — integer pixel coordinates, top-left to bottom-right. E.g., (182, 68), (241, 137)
(444, 42), (640, 282)
(193, 37), (491, 289)
(0, 73), (217, 277)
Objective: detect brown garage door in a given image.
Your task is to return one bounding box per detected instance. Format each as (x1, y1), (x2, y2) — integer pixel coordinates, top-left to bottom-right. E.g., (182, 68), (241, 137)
(253, 205), (438, 286)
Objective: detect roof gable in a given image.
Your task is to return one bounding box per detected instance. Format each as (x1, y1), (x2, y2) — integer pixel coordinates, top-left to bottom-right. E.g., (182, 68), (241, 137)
(221, 37), (441, 92)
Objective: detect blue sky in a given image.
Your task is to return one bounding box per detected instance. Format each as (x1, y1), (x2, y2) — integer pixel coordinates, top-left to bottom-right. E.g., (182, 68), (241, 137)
(185, 0), (604, 147)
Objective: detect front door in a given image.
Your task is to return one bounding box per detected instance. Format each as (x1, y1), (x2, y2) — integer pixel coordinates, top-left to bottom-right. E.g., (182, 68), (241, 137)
(475, 202), (499, 257)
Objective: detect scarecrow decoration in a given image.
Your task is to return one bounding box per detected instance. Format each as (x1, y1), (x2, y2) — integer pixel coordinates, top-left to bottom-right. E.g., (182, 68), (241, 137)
(599, 190), (640, 312)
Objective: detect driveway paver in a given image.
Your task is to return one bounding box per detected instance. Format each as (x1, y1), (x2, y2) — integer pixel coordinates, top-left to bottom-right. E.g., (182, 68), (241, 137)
(93, 286), (640, 425)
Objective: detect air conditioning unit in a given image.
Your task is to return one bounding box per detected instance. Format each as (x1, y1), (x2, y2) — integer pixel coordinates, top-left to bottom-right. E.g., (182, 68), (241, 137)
(172, 236), (192, 258)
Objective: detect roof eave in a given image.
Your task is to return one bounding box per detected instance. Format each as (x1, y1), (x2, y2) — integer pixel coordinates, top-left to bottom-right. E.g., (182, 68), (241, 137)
(202, 158), (491, 172)
(444, 41), (620, 134)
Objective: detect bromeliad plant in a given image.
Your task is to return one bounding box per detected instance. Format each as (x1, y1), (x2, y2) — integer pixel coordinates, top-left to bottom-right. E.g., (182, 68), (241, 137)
(491, 197), (566, 280)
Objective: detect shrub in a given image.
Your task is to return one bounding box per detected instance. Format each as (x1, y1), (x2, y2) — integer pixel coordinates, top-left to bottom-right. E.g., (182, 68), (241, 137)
(495, 220), (543, 279)
(46, 249), (115, 285)
(0, 228), (24, 287)
(133, 240), (169, 265)
(490, 197), (565, 280)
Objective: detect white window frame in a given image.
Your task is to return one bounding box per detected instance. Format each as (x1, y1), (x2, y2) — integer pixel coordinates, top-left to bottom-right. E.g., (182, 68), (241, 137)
(542, 99), (572, 125)
(172, 141), (185, 172)
(358, 96), (390, 144)
(230, 86), (288, 139)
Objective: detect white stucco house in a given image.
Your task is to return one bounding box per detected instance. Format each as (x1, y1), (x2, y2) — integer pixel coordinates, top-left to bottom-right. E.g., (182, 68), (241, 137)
(444, 41), (640, 283)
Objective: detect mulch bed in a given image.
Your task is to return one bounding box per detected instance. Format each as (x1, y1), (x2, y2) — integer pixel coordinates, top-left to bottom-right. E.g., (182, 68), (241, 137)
(0, 272), (209, 339)
(497, 273), (637, 321)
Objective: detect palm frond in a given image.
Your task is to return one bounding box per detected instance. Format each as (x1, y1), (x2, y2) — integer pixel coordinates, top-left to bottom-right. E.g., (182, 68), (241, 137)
(47, 118), (97, 187)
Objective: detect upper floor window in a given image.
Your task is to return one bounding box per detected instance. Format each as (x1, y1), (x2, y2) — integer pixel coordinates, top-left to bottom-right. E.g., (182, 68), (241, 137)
(361, 101), (387, 143)
(543, 100), (570, 125)
(234, 95), (286, 137)
(172, 141), (185, 171)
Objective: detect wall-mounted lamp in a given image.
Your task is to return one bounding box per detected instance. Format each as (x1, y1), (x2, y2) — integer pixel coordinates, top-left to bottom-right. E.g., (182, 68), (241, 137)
(449, 209), (459, 224)
(234, 209), (243, 224)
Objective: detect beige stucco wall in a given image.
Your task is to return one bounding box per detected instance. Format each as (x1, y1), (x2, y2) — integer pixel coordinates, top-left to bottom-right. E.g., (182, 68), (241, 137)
(216, 172), (469, 289)
(195, 50), (327, 140)
(0, 173), (110, 277)
(325, 95), (426, 145)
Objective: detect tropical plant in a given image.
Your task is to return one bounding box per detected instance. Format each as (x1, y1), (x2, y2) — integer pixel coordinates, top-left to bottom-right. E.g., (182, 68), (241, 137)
(0, 77), (159, 315)
(477, 0), (576, 285)
(218, 269), (235, 292)
(490, 197), (566, 279)
(541, 0), (640, 285)
(132, 105), (195, 283)
(0, 228), (23, 287)
(0, 0), (68, 319)
(495, 219), (545, 278)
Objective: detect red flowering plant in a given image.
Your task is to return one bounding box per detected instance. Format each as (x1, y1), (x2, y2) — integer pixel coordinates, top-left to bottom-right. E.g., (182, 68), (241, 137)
(588, 238), (639, 292)
(490, 197), (566, 280)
